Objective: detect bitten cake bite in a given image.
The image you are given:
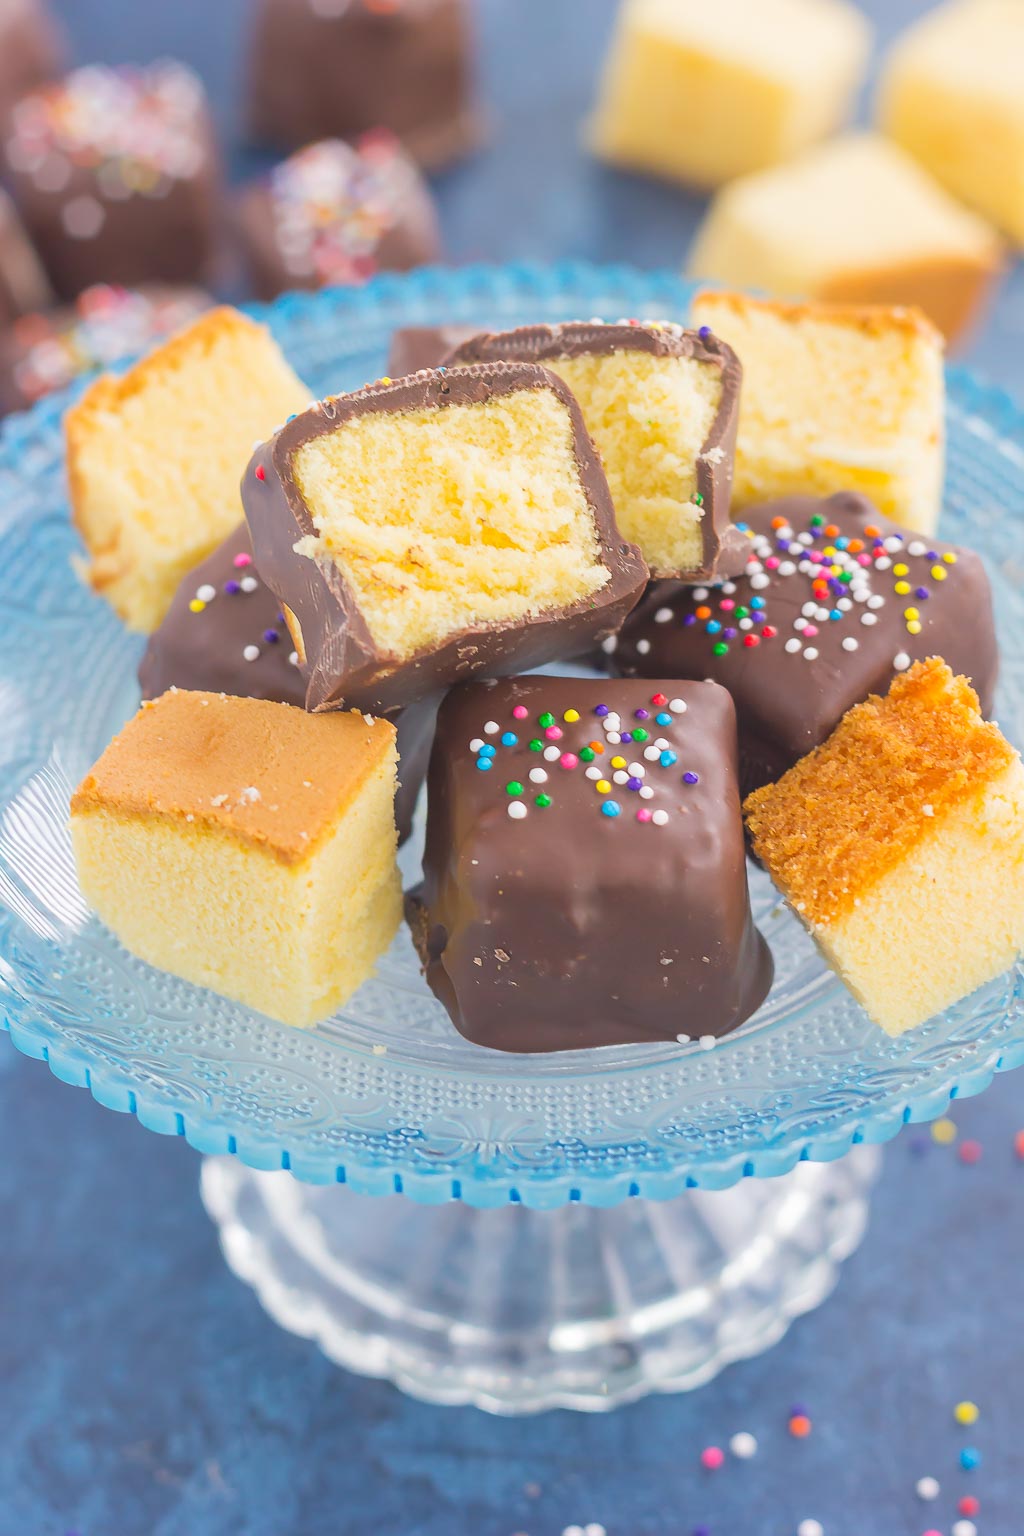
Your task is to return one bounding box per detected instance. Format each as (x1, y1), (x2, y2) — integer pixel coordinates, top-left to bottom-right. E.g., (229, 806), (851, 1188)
(0, 186), (52, 327)
(688, 133), (1004, 346)
(387, 323), (478, 379)
(448, 322), (746, 580)
(745, 660), (1024, 1036)
(690, 291), (945, 534)
(407, 676), (772, 1052)
(0, 0), (62, 127)
(243, 364), (648, 713)
(70, 690), (402, 1029)
(235, 134), (441, 302)
(2, 62), (219, 299)
(613, 493), (998, 798)
(138, 527), (438, 844)
(879, 0), (1024, 249)
(66, 306), (310, 634)
(0, 283), (210, 417)
(589, 0), (871, 189)
(247, 0), (478, 169)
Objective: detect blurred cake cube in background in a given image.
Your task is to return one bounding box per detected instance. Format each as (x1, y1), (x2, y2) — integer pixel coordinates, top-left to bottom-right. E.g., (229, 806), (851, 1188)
(589, 0), (872, 189)
(0, 0), (63, 128)
(246, 0), (480, 170)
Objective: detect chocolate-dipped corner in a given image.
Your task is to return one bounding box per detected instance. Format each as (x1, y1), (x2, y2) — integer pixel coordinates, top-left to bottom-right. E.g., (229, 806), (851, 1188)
(242, 362), (649, 715)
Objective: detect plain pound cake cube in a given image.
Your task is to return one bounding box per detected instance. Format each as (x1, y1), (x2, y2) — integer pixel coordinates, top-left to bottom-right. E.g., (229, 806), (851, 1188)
(65, 306), (311, 634)
(70, 690), (402, 1028)
(878, 0), (1024, 248)
(745, 659), (1024, 1036)
(589, 0), (871, 189)
(688, 133), (1004, 345)
(690, 290), (945, 534)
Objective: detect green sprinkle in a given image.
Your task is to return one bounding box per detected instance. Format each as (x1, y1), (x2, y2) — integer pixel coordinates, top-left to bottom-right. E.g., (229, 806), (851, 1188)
(632, 727), (649, 742)
(713, 641), (729, 656)
(535, 793), (552, 808)
(538, 711), (555, 728)
(579, 746), (595, 762)
(506, 780), (524, 796)
(528, 738), (543, 752)
(735, 605), (750, 619)
(810, 514), (824, 527)
(694, 492), (704, 507)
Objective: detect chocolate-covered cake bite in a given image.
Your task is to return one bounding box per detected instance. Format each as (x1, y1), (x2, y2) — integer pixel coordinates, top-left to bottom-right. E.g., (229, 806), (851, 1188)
(138, 526), (437, 843)
(447, 321), (747, 581)
(0, 185), (52, 326)
(0, 0), (63, 127)
(235, 134), (441, 302)
(3, 62), (219, 299)
(613, 492), (997, 796)
(0, 283), (210, 417)
(386, 323), (478, 379)
(246, 0), (479, 169)
(407, 676), (773, 1052)
(243, 363), (648, 714)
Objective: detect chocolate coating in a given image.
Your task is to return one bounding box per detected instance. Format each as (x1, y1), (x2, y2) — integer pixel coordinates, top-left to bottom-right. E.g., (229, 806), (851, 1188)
(613, 492), (999, 797)
(139, 525), (436, 842)
(446, 321), (748, 581)
(0, 185), (52, 327)
(243, 362), (649, 714)
(3, 63), (220, 300)
(0, 0), (63, 127)
(386, 323), (479, 379)
(246, 0), (480, 170)
(235, 134), (441, 303)
(407, 675), (773, 1052)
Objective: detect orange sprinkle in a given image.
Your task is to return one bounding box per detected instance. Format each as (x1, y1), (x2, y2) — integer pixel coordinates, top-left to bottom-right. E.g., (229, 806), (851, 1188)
(589, 741), (604, 754)
(695, 605), (712, 621)
(847, 538), (864, 553)
(824, 524), (839, 538)
(789, 1415), (812, 1439)
(771, 516), (787, 529)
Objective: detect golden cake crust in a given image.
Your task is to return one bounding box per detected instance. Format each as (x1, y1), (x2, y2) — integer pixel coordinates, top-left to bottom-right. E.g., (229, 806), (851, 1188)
(692, 288), (943, 346)
(744, 658), (1017, 927)
(71, 689), (396, 866)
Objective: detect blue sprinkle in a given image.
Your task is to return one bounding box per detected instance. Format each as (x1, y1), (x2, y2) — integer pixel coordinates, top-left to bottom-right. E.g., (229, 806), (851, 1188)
(961, 1447), (982, 1471)
(660, 750), (677, 767)
(500, 732), (518, 747)
(619, 730), (633, 742)
(683, 771), (700, 785)
(683, 614), (697, 627)
(723, 626), (737, 639)
(750, 596), (765, 609)
(916, 586), (930, 599)
(706, 620), (722, 635)
(736, 522), (750, 534)
(263, 628), (280, 644)
(479, 743), (496, 758)
(830, 609), (842, 622)
(601, 801), (621, 818)
(627, 776), (643, 790)
(698, 325), (711, 339)
(656, 712), (673, 726)
(594, 704), (610, 717)
(476, 757), (492, 771)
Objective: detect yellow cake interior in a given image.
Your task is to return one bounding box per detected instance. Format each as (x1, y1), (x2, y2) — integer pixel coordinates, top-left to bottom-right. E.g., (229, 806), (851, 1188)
(66, 307), (310, 633)
(745, 659), (1024, 1035)
(290, 383), (611, 661)
(542, 349), (720, 575)
(70, 690), (401, 1028)
(691, 289), (945, 532)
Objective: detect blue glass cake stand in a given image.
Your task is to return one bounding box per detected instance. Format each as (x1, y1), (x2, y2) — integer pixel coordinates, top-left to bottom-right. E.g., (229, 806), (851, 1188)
(2, 264), (1023, 1414)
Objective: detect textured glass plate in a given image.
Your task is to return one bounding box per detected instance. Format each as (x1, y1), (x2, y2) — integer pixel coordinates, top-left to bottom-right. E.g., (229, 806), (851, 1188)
(2, 262), (1023, 1208)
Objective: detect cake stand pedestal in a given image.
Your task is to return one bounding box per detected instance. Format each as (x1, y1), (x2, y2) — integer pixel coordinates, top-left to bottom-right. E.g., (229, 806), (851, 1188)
(200, 1146), (880, 1413)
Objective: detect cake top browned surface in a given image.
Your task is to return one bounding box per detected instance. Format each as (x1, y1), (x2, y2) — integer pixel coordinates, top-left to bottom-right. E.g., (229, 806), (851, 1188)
(71, 688), (396, 865)
(692, 287), (944, 346)
(744, 658), (1018, 927)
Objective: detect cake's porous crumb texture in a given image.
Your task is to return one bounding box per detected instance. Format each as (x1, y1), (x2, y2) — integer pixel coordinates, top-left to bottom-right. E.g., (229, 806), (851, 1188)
(65, 306), (310, 633)
(690, 289), (944, 532)
(291, 384), (611, 661)
(745, 658), (1016, 928)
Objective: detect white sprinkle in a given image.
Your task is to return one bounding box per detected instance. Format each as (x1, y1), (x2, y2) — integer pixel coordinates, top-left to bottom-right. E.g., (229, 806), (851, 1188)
(953, 1522), (978, 1536)
(210, 794), (228, 807)
(798, 531), (815, 546)
(585, 765), (602, 780)
(675, 1031), (690, 1043)
(875, 555), (892, 571)
(699, 1035), (717, 1051)
(635, 638), (651, 655)
(802, 602), (817, 618)
(372, 1043), (387, 1056)
(469, 738), (484, 753)
(605, 732), (621, 744)
(793, 617), (807, 632)
(814, 606), (831, 623)
(239, 786), (261, 804)
(861, 612), (878, 627)
(603, 713), (621, 730)
(777, 560), (796, 577)
(240, 575), (258, 593)
(669, 698), (687, 713)
(544, 746), (562, 762)
(507, 801), (527, 820)
(884, 535), (903, 552)
(692, 587), (709, 601)
(720, 581), (737, 595)
(842, 637), (859, 652)
(652, 809), (669, 825)
(529, 768), (548, 784)
(750, 572), (770, 590)
(601, 634), (618, 655)
(613, 770), (629, 785)
(908, 540), (927, 556)
(196, 583), (216, 603)
(243, 644), (260, 662)
(639, 785), (654, 800)
(803, 647), (819, 661)
(893, 652), (911, 671)
(584, 1525), (606, 1536)
(484, 720), (499, 734)
(62, 194), (105, 239)
(868, 594), (885, 609)
(730, 1431), (758, 1459)
(785, 638), (802, 654)
(644, 745), (661, 762)
(797, 1523), (824, 1536)
(916, 1477), (940, 1501)
(923, 803), (934, 817)
(654, 737), (670, 750)
(837, 597), (852, 611)
(288, 650), (299, 666)
(654, 607), (674, 623)
(627, 762), (645, 778)
(738, 617), (753, 631)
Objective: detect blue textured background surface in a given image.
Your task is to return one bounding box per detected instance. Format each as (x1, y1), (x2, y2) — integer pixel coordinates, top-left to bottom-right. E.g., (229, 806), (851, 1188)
(3, 1), (1023, 1532)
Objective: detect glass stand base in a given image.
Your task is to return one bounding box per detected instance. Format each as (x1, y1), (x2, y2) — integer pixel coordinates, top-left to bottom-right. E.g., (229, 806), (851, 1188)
(200, 1147), (881, 1414)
